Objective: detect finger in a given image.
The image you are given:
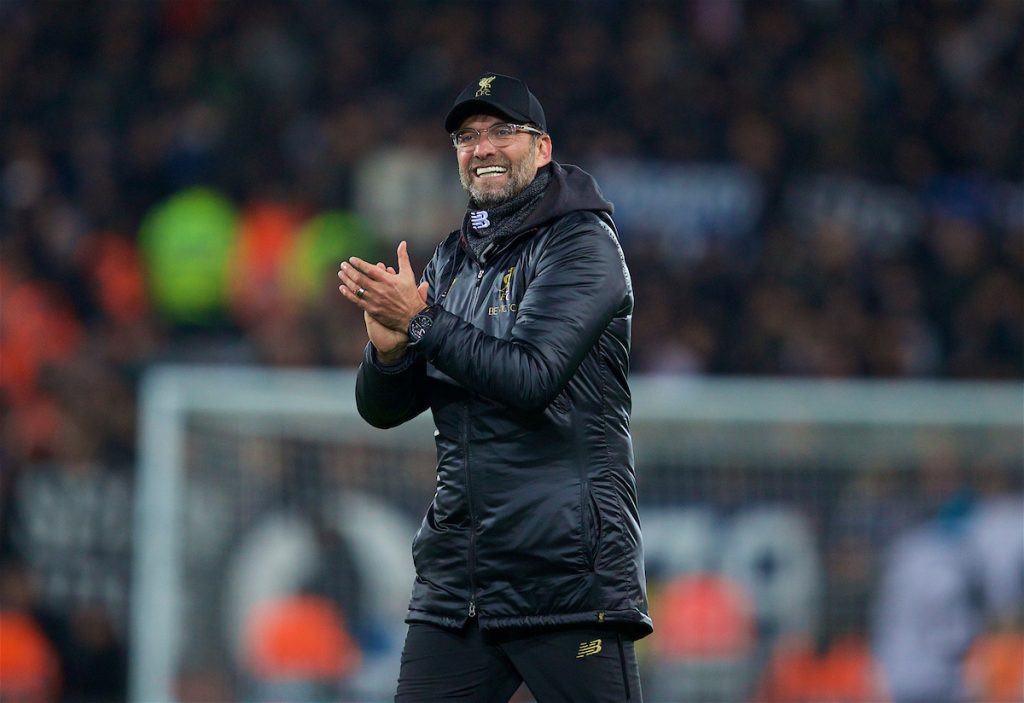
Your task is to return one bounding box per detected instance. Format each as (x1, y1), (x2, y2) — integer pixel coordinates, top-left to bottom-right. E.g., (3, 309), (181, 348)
(337, 266), (357, 283)
(338, 283), (367, 308)
(417, 281), (429, 303)
(340, 260), (366, 277)
(338, 262), (369, 291)
(348, 256), (386, 282)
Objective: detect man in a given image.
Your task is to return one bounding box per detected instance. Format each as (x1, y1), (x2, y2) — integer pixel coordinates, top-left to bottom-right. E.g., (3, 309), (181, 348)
(338, 72), (650, 702)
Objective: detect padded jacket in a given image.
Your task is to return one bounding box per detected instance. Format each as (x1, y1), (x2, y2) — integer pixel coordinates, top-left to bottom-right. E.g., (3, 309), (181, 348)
(355, 162), (652, 639)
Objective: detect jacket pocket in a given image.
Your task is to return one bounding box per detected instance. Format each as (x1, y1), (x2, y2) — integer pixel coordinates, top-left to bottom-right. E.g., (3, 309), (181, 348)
(550, 389), (570, 414)
(581, 483), (603, 568)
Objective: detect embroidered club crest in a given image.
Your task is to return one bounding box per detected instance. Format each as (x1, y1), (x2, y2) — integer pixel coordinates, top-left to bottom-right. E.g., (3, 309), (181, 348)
(476, 76), (496, 97)
(498, 266), (515, 302)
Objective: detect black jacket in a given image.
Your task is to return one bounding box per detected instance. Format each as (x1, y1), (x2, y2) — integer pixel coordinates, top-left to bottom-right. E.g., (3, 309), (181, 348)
(355, 162), (652, 639)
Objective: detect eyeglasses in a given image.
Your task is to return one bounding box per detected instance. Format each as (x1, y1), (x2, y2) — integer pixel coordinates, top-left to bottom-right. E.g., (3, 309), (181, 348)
(451, 122), (544, 149)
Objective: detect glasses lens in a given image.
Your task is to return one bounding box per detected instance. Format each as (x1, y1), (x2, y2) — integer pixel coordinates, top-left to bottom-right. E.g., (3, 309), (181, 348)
(453, 124), (526, 148)
(488, 124), (518, 146)
(453, 129), (478, 148)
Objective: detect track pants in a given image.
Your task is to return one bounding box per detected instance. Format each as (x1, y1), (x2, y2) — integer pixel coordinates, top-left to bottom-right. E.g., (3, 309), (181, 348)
(394, 620), (643, 703)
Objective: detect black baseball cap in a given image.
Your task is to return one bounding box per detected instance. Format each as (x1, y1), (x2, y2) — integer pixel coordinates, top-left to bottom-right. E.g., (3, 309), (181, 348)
(444, 72), (547, 134)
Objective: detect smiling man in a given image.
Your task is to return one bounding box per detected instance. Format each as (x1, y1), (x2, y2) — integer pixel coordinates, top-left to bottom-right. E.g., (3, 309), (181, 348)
(338, 72), (650, 702)
(455, 116), (547, 207)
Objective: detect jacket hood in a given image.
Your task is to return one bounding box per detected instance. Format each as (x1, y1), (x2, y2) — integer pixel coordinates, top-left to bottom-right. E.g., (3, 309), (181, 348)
(520, 161), (614, 232)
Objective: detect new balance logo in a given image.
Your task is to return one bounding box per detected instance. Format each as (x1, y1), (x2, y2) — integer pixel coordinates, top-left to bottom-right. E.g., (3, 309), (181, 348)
(470, 210), (490, 229)
(576, 639), (602, 658)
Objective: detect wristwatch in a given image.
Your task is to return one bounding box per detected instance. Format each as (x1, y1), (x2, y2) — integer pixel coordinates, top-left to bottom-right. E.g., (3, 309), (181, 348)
(407, 305), (439, 346)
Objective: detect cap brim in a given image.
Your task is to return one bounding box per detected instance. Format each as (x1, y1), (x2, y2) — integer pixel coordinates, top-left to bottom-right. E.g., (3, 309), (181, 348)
(444, 99), (532, 133)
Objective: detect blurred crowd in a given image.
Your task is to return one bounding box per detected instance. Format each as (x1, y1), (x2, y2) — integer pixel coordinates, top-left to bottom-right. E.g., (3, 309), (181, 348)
(1, 1), (1021, 701)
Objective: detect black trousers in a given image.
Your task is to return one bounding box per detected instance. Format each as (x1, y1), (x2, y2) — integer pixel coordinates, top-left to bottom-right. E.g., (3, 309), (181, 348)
(394, 620), (643, 703)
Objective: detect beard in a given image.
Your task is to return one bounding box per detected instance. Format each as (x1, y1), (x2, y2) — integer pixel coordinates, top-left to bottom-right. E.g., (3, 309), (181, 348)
(459, 147), (538, 207)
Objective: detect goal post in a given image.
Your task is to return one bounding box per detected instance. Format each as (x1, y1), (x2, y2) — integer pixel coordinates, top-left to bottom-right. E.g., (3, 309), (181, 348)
(131, 366), (1022, 702)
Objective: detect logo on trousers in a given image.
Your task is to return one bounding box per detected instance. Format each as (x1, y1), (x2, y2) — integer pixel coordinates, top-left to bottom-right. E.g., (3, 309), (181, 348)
(576, 639), (602, 658)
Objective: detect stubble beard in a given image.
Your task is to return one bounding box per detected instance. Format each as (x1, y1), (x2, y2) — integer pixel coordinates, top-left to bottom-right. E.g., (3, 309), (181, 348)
(460, 149), (538, 207)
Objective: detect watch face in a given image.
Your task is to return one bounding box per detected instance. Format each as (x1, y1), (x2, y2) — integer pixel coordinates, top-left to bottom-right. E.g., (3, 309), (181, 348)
(409, 312), (433, 343)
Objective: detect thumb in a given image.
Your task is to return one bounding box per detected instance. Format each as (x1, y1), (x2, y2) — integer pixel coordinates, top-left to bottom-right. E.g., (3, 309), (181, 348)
(397, 240), (415, 280)
(417, 281), (429, 303)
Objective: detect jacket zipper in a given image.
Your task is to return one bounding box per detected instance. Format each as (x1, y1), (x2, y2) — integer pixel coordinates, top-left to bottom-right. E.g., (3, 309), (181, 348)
(472, 266), (485, 301)
(463, 400), (478, 618)
(464, 265), (486, 619)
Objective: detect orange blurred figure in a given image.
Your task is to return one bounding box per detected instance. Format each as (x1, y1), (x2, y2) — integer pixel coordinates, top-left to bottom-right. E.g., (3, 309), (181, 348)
(754, 633), (890, 703)
(227, 201), (305, 324)
(964, 628), (1024, 703)
(0, 280), (82, 404)
(647, 573), (758, 702)
(653, 573), (755, 658)
(243, 594), (361, 682)
(85, 232), (149, 324)
(0, 611), (62, 703)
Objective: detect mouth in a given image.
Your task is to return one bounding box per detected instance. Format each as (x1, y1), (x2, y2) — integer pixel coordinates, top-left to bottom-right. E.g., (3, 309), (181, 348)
(474, 165), (508, 178)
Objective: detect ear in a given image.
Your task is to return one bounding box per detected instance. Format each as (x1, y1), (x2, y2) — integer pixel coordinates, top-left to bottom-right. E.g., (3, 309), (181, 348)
(535, 134), (552, 167)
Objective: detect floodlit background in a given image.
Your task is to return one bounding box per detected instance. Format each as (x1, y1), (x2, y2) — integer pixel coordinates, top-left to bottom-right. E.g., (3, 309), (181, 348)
(1, 1), (1021, 702)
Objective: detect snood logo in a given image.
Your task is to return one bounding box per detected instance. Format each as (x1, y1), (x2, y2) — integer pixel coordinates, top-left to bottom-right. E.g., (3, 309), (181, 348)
(470, 210), (490, 229)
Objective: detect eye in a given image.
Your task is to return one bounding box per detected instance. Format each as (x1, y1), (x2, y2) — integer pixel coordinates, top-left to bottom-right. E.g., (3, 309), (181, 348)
(492, 124), (516, 138)
(454, 129), (477, 145)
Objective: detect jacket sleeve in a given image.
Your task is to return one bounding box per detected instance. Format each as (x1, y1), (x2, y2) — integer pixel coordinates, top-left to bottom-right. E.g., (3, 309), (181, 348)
(355, 342), (430, 428)
(353, 241), (443, 428)
(414, 215), (631, 412)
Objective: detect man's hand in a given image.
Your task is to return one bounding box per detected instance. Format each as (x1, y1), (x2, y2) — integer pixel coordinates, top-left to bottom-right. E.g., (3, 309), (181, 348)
(360, 264), (407, 363)
(338, 243), (429, 364)
(363, 311), (408, 364)
(338, 241), (428, 332)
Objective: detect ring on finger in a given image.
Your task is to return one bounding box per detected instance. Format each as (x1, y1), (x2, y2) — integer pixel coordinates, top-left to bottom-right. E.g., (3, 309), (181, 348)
(356, 287), (366, 299)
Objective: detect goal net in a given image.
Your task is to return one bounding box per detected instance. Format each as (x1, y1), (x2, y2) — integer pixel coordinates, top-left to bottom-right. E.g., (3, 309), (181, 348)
(132, 367), (1022, 702)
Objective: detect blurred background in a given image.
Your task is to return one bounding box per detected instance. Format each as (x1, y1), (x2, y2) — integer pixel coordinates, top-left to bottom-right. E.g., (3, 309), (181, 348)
(1, 1), (1021, 702)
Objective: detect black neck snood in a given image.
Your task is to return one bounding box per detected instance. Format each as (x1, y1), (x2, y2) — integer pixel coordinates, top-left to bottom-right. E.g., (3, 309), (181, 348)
(461, 168), (552, 265)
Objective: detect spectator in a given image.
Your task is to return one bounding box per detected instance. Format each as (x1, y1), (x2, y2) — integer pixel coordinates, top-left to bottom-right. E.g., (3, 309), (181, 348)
(871, 448), (982, 703)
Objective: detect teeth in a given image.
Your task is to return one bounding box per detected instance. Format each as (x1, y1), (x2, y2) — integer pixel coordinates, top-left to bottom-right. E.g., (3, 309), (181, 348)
(475, 166), (507, 177)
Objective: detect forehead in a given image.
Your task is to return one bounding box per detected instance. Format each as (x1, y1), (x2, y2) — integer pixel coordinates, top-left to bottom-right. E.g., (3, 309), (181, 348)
(458, 113), (508, 130)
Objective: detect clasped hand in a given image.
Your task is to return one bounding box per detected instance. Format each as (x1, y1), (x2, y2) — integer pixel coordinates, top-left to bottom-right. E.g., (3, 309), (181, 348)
(338, 240), (429, 361)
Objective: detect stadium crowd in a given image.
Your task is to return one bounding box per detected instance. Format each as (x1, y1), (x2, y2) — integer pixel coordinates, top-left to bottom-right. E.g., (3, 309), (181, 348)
(1, 1), (1021, 701)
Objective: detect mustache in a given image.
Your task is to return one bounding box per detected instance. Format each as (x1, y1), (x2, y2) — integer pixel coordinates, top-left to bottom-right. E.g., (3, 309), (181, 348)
(467, 157), (511, 169)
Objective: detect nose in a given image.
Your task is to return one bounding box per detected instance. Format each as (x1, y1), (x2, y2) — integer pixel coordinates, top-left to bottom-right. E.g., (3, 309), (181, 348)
(472, 135), (498, 158)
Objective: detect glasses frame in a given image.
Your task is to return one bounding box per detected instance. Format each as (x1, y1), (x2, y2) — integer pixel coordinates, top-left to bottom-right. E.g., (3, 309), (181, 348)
(450, 122), (544, 149)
